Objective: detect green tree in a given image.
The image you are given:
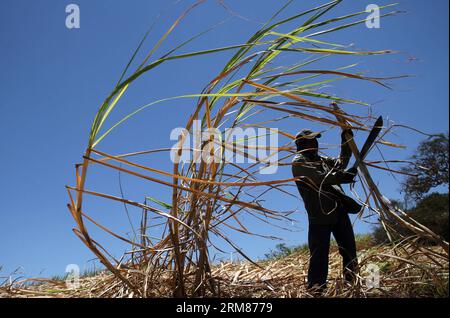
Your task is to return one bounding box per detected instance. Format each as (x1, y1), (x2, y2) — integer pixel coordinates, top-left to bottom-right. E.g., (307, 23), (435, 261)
(408, 192), (449, 241)
(372, 193), (449, 244)
(373, 133), (449, 244)
(401, 133), (449, 201)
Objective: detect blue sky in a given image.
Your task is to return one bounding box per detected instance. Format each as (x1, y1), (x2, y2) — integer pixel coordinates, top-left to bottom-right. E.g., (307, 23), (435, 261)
(0, 0), (448, 279)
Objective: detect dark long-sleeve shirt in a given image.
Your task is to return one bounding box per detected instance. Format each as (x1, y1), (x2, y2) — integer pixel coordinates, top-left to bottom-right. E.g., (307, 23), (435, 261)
(292, 135), (361, 224)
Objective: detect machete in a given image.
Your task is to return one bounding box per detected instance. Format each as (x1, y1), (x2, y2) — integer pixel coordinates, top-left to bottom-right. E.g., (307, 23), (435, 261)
(351, 115), (383, 170)
(331, 102), (383, 170)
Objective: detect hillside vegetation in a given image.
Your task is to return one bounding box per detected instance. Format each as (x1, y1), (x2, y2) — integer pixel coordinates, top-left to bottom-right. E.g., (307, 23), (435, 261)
(1, 240), (447, 298)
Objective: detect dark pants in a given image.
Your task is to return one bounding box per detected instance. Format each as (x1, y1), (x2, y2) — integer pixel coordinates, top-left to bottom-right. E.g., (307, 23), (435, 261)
(307, 212), (358, 290)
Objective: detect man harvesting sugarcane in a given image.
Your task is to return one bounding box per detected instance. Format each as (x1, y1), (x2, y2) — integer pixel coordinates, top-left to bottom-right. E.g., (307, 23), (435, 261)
(292, 126), (361, 295)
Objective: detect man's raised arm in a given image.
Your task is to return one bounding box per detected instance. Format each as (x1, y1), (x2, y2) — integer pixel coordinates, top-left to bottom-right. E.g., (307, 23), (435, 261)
(338, 128), (353, 169)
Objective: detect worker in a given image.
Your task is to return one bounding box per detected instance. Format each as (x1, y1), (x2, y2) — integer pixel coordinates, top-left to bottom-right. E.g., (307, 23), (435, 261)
(292, 128), (362, 296)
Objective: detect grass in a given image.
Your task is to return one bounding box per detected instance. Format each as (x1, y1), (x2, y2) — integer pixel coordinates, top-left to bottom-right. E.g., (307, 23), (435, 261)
(264, 234), (375, 260)
(1, 242), (447, 298)
(49, 268), (106, 282)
